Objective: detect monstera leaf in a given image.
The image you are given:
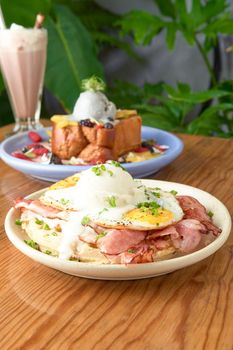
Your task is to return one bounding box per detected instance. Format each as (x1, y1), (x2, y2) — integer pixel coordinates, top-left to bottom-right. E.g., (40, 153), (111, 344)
(44, 5), (104, 112)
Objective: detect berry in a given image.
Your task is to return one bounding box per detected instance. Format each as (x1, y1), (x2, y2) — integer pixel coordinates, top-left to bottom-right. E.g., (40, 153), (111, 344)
(12, 152), (32, 161)
(79, 119), (95, 127)
(28, 131), (42, 143)
(134, 146), (148, 153)
(96, 124), (104, 129)
(104, 122), (113, 129)
(21, 147), (28, 153)
(33, 147), (49, 156)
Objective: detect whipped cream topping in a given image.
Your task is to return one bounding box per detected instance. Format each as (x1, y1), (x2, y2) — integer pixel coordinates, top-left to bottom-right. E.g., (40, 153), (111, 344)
(0, 23), (47, 51)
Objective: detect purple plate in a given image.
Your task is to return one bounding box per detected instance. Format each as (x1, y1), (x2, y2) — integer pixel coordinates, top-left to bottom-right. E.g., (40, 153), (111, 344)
(0, 126), (183, 181)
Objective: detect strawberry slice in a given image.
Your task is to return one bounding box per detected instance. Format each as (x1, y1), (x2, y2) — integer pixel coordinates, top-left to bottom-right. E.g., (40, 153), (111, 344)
(134, 146), (149, 153)
(28, 131), (42, 143)
(12, 152), (33, 161)
(33, 147), (49, 156)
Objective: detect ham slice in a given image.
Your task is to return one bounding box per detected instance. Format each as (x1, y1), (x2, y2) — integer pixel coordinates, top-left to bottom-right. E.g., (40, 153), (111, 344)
(79, 226), (98, 245)
(97, 229), (147, 255)
(177, 196), (221, 236)
(147, 226), (178, 240)
(14, 198), (67, 220)
(104, 244), (153, 264)
(171, 219), (205, 252)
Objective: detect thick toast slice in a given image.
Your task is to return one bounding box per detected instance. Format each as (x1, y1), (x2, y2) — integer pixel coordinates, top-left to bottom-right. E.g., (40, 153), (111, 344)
(51, 113), (142, 161)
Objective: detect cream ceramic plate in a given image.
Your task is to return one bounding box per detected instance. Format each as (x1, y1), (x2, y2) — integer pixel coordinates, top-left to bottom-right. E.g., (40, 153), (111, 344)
(5, 180), (232, 280)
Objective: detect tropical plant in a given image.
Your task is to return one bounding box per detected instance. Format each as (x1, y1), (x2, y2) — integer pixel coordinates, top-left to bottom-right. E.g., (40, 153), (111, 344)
(0, 0), (232, 137)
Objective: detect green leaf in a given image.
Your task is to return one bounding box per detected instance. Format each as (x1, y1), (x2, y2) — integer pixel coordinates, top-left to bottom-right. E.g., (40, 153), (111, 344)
(0, 0), (51, 27)
(93, 32), (140, 60)
(166, 87), (231, 104)
(153, 0), (176, 19)
(177, 82), (191, 94)
(166, 22), (177, 49)
(140, 112), (178, 131)
(118, 10), (164, 46)
(203, 17), (233, 35)
(188, 103), (233, 135)
(202, 0), (228, 22)
(44, 5), (103, 112)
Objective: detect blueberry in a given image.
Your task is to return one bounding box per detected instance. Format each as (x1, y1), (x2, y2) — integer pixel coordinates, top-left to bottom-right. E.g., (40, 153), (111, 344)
(22, 147), (28, 153)
(104, 122), (113, 129)
(80, 119), (95, 127)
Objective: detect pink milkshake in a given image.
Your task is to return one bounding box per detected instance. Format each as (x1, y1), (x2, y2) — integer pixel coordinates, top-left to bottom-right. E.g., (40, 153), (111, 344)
(0, 24), (47, 133)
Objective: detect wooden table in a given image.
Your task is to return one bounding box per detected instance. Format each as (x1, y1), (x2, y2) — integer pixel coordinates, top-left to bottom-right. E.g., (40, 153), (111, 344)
(0, 124), (232, 350)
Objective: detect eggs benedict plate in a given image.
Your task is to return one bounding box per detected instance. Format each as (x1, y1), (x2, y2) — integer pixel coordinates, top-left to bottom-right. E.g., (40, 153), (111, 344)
(5, 162), (231, 279)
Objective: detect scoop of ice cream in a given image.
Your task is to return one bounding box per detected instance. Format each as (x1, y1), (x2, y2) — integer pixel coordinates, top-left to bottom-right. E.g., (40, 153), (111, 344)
(72, 90), (116, 122)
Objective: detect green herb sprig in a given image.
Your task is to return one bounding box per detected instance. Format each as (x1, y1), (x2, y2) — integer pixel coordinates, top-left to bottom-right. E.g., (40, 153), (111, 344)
(137, 201), (160, 216)
(107, 196), (117, 208)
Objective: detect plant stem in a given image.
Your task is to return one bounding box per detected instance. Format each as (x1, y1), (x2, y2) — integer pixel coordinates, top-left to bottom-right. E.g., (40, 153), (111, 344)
(195, 36), (217, 86)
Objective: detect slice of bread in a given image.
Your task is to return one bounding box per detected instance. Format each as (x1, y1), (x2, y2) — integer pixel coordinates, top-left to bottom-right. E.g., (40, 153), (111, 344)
(51, 123), (88, 160)
(51, 113), (142, 161)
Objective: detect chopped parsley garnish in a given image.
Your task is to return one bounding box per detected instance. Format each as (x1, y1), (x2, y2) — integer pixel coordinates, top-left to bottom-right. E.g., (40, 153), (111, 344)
(144, 189), (150, 200)
(81, 216), (90, 225)
(107, 196), (117, 208)
(35, 218), (44, 225)
(208, 211), (214, 218)
(51, 232), (58, 236)
(170, 190), (178, 196)
(15, 219), (22, 226)
(45, 250), (52, 255)
(35, 219), (51, 231)
(60, 198), (70, 205)
(98, 208), (109, 215)
(137, 201), (160, 215)
(92, 166), (102, 176)
(96, 232), (107, 240)
(24, 240), (40, 250)
(154, 187), (161, 190)
(43, 223), (51, 230)
(92, 164), (115, 176)
(152, 191), (160, 198)
(108, 160), (126, 171)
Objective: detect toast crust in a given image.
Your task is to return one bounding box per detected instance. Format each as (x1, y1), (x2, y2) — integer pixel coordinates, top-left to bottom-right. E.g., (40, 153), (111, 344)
(51, 113), (142, 161)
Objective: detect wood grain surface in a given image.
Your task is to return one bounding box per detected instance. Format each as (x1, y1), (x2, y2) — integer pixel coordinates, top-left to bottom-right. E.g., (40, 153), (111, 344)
(0, 124), (232, 350)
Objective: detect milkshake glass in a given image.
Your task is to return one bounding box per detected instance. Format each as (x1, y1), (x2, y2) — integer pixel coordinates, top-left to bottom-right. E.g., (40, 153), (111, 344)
(0, 26), (47, 133)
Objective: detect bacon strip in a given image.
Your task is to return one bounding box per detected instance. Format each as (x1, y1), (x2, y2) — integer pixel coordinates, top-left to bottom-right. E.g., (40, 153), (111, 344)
(14, 198), (66, 219)
(177, 196), (221, 236)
